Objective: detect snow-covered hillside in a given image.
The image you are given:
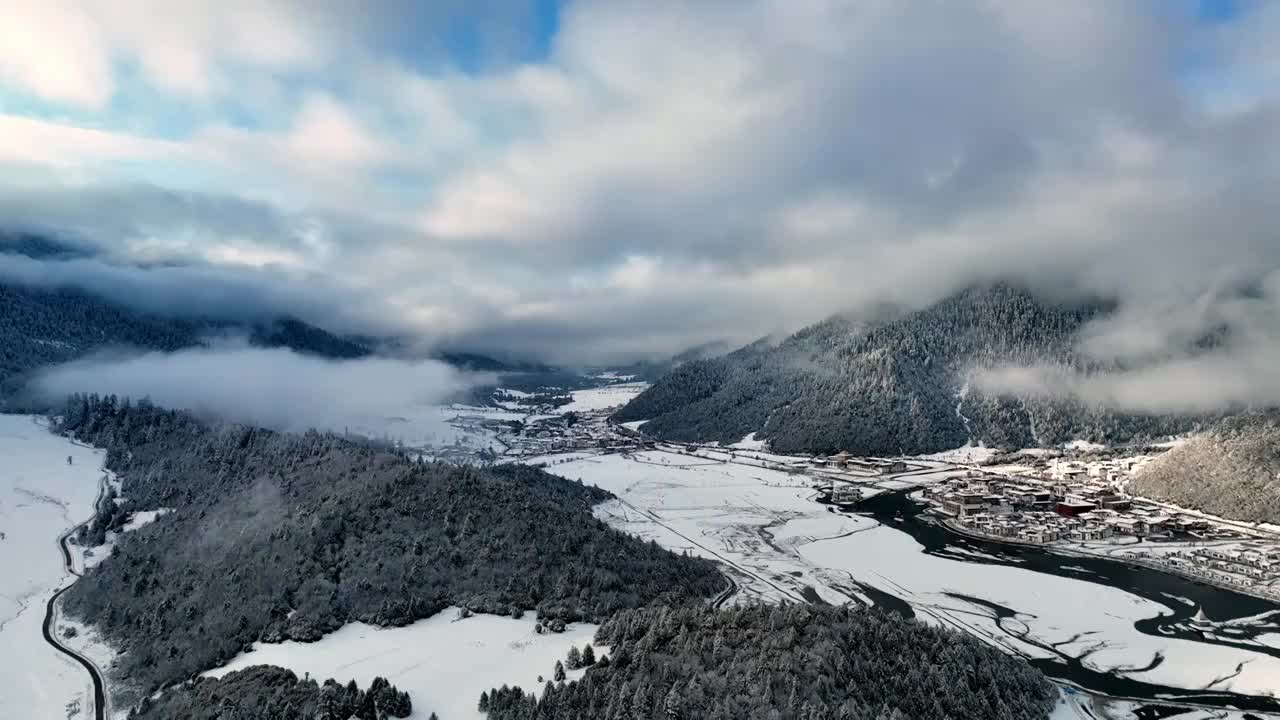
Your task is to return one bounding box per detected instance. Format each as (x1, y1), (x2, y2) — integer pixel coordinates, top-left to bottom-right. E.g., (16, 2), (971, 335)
(206, 609), (598, 720)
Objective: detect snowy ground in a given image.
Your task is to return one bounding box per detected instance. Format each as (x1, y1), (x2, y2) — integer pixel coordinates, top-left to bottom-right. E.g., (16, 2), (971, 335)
(56, 615), (127, 719)
(1050, 687), (1280, 720)
(558, 382), (647, 413)
(916, 443), (1000, 464)
(555, 449), (878, 605)
(799, 525), (1280, 697)
(121, 508), (171, 532)
(680, 444), (832, 473)
(985, 462), (1041, 475)
(593, 371), (636, 381)
(0, 415), (106, 720)
(547, 448), (1280, 700)
(1064, 439), (1109, 452)
(342, 404), (506, 453)
(728, 433), (768, 450)
(205, 609), (598, 720)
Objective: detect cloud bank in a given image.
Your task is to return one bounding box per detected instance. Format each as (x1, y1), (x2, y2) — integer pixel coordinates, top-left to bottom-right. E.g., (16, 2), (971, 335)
(973, 271), (1280, 414)
(31, 347), (480, 435)
(1, 1), (1279, 377)
(972, 356), (1275, 417)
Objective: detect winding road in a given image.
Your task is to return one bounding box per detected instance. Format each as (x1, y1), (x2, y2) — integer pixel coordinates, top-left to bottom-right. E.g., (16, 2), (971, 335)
(41, 472), (109, 720)
(710, 574), (738, 609)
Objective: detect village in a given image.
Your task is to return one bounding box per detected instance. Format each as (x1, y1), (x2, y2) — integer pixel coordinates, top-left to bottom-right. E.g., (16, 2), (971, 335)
(920, 455), (1280, 601)
(440, 383), (1280, 605)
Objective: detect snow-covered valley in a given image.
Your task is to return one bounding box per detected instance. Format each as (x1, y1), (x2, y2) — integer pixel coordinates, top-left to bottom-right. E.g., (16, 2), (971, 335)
(11, 379), (1279, 719)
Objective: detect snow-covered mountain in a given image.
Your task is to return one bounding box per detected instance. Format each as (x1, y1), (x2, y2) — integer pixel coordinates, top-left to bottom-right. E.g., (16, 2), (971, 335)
(616, 284), (1215, 455)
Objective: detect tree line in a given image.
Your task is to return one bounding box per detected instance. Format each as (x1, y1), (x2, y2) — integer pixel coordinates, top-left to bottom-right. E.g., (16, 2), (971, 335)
(481, 603), (1057, 720)
(128, 666), (412, 720)
(0, 277), (370, 405)
(57, 395), (724, 702)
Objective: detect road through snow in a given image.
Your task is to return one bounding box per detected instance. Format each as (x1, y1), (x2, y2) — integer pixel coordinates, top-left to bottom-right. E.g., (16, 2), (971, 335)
(0, 416), (110, 720)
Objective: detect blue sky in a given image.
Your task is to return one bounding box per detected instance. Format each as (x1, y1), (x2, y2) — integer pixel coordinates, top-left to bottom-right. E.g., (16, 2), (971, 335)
(0, 1), (1278, 366)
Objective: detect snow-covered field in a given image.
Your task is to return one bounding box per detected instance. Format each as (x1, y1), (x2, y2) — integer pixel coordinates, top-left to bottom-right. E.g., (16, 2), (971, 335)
(917, 443), (1000, 464)
(341, 404), (506, 452)
(592, 371), (636, 381)
(729, 432), (768, 450)
(559, 382), (647, 413)
(0, 415), (106, 720)
(206, 609), (598, 720)
(547, 448), (1280, 700)
(682, 445), (825, 472)
(554, 450), (877, 604)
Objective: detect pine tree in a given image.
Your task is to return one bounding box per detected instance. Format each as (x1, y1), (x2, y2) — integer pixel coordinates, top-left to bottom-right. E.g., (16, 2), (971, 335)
(554, 660), (566, 682)
(663, 682), (683, 720)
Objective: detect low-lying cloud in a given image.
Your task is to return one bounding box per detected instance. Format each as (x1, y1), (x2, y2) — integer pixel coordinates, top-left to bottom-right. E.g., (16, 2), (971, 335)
(971, 358), (1273, 416)
(30, 346), (482, 436)
(0, 244), (400, 339)
(974, 273), (1280, 416)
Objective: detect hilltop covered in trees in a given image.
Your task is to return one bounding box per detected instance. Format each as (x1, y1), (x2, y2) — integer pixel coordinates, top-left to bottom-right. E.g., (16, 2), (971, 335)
(616, 285), (1209, 455)
(128, 666), (411, 720)
(483, 604), (1057, 720)
(1130, 413), (1280, 524)
(58, 395), (724, 697)
(0, 279), (371, 402)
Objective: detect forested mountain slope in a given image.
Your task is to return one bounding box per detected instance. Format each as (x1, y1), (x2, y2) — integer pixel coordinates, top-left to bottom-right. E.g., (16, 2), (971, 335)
(1129, 414), (1280, 524)
(0, 230), (95, 259)
(484, 604), (1056, 720)
(0, 231), (375, 400)
(57, 396), (723, 697)
(616, 285), (1206, 455)
(0, 281), (371, 398)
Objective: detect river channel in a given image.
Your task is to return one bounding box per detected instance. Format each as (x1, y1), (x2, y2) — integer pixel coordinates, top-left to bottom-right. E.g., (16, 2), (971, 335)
(844, 491), (1280, 714)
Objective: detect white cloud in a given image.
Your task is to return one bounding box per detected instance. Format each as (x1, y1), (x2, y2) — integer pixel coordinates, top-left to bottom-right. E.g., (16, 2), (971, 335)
(195, 93), (390, 183)
(0, 116), (185, 170)
(0, 0), (113, 108)
(2, 0), (1280, 375)
(30, 346), (478, 433)
(0, 0), (336, 104)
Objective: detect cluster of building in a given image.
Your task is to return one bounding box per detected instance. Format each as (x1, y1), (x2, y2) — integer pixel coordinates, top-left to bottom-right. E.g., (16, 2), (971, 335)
(1042, 456), (1154, 488)
(1158, 544), (1280, 583)
(810, 452), (908, 475)
(444, 400), (643, 462)
(923, 472), (1212, 545)
(920, 462), (1280, 600)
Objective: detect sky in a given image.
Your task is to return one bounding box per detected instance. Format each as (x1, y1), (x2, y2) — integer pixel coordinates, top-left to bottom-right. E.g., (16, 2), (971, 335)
(2, 0), (1279, 367)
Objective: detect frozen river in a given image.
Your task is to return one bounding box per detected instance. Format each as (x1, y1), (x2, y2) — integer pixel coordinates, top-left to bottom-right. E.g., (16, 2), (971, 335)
(847, 491), (1280, 712)
(547, 448), (1280, 714)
